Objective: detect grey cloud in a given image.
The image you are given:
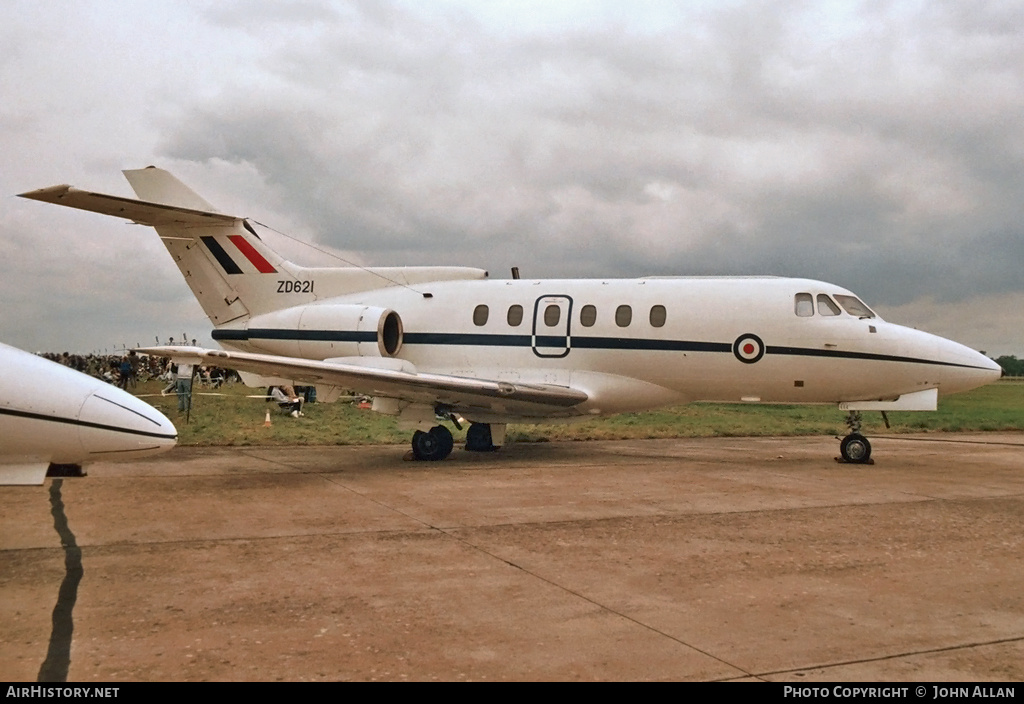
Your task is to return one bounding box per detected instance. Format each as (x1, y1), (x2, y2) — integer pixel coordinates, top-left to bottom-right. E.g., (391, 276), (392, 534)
(204, 0), (341, 28)
(72, 2), (1021, 349)
(3, 1), (1023, 356)
(0, 207), (202, 353)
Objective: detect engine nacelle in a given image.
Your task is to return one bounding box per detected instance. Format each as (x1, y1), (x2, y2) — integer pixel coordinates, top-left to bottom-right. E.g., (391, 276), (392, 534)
(239, 304), (404, 359)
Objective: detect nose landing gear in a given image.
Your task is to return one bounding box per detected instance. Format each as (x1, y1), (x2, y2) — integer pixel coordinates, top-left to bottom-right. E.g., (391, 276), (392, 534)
(838, 411), (873, 464)
(839, 432), (872, 463)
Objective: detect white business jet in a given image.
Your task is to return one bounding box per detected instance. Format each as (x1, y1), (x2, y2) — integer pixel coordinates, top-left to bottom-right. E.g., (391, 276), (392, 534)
(0, 342), (177, 484)
(20, 168), (1002, 463)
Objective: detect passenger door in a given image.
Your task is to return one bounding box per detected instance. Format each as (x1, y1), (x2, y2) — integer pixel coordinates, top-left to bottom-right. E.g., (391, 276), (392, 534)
(532, 295), (573, 358)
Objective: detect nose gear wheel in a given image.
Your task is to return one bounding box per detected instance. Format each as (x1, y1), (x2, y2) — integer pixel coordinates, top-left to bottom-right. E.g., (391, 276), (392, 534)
(837, 411), (873, 464)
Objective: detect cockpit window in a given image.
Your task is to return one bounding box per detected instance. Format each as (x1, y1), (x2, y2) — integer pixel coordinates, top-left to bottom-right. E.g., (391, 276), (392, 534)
(834, 295), (875, 318)
(817, 294), (841, 316)
(795, 293), (813, 317)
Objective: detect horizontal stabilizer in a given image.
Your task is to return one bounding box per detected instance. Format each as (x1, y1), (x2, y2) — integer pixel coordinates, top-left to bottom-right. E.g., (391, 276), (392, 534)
(18, 185), (238, 227)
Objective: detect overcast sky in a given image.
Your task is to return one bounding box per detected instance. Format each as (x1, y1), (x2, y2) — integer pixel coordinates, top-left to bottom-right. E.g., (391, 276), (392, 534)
(3, 0), (1023, 356)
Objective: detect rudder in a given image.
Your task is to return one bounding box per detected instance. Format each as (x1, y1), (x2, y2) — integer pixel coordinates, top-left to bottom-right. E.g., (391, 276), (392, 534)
(122, 168), (298, 325)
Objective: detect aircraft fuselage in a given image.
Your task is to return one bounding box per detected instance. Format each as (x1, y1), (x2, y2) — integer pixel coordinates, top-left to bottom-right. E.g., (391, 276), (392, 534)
(211, 276), (1000, 420)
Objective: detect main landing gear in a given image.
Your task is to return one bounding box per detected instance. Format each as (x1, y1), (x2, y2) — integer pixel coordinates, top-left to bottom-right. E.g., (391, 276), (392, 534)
(411, 425), (454, 461)
(838, 411), (872, 464)
(408, 421), (502, 461)
(465, 422), (498, 452)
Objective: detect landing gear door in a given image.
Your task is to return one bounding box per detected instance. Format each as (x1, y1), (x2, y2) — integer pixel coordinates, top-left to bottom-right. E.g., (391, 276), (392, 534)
(532, 295), (573, 358)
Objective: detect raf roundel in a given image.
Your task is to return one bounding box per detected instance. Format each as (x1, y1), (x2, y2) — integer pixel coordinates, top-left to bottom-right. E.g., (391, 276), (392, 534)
(733, 333), (765, 364)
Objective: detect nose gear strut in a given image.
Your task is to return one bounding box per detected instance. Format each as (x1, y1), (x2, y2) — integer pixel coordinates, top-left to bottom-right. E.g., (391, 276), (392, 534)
(837, 411), (873, 464)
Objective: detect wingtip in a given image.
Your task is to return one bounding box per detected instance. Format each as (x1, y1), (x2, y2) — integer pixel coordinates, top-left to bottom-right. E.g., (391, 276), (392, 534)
(17, 184), (73, 201)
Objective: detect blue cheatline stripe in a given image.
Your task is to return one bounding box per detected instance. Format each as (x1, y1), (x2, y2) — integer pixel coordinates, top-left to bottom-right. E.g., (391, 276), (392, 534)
(404, 332), (733, 354)
(765, 345), (981, 369)
(211, 329), (249, 341)
(213, 328), (377, 342)
(201, 236), (243, 275)
(209, 327), (992, 371)
(573, 337), (732, 353)
(0, 407), (177, 440)
(406, 332), (532, 346)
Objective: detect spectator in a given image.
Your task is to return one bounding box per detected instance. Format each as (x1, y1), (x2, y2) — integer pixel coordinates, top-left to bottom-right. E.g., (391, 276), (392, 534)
(268, 386), (304, 417)
(175, 362), (194, 412)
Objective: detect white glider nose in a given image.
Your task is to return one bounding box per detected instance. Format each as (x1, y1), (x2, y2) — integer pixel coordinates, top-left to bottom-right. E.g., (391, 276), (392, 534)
(78, 389), (178, 459)
(972, 350), (1004, 385)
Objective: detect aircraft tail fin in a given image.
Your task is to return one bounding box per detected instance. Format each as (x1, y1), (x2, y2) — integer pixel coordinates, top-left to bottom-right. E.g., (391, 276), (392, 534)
(21, 169), (297, 326)
(119, 167), (297, 326)
(20, 167), (491, 332)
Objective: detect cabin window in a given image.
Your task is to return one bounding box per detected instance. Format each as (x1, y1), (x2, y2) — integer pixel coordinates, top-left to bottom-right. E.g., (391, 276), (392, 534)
(544, 304), (561, 327)
(835, 295), (876, 318)
(817, 294), (841, 316)
(507, 304), (523, 326)
(795, 293), (814, 317)
(473, 304), (489, 326)
(580, 305), (597, 327)
(649, 305), (666, 327)
(615, 305), (632, 327)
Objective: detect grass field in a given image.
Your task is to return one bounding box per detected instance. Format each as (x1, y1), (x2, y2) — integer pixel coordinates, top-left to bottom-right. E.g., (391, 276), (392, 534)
(136, 378), (1024, 447)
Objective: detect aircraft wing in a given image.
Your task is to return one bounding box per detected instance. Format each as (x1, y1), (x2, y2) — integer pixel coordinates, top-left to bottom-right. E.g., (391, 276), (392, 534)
(136, 346), (589, 417)
(18, 185), (237, 226)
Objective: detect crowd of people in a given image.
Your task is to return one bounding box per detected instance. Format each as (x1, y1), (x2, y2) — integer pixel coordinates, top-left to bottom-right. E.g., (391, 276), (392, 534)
(39, 347), (240, 414)
(40, 350), (237, 390)
(39, 336), (313, 418)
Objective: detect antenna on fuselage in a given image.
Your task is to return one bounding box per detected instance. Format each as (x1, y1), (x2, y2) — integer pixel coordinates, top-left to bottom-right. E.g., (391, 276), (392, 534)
(511, 267), (520, 280)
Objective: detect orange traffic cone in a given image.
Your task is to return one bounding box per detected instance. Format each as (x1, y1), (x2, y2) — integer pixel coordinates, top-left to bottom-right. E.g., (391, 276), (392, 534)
(264, 409), (272, 427)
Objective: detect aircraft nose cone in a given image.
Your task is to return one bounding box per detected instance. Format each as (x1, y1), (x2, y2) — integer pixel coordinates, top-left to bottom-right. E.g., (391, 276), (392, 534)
(964, 346), (1003, 380)
(935, 340), (1003, 395)
(982, 355), (1004, 383)
(77, 389), (178, 459)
